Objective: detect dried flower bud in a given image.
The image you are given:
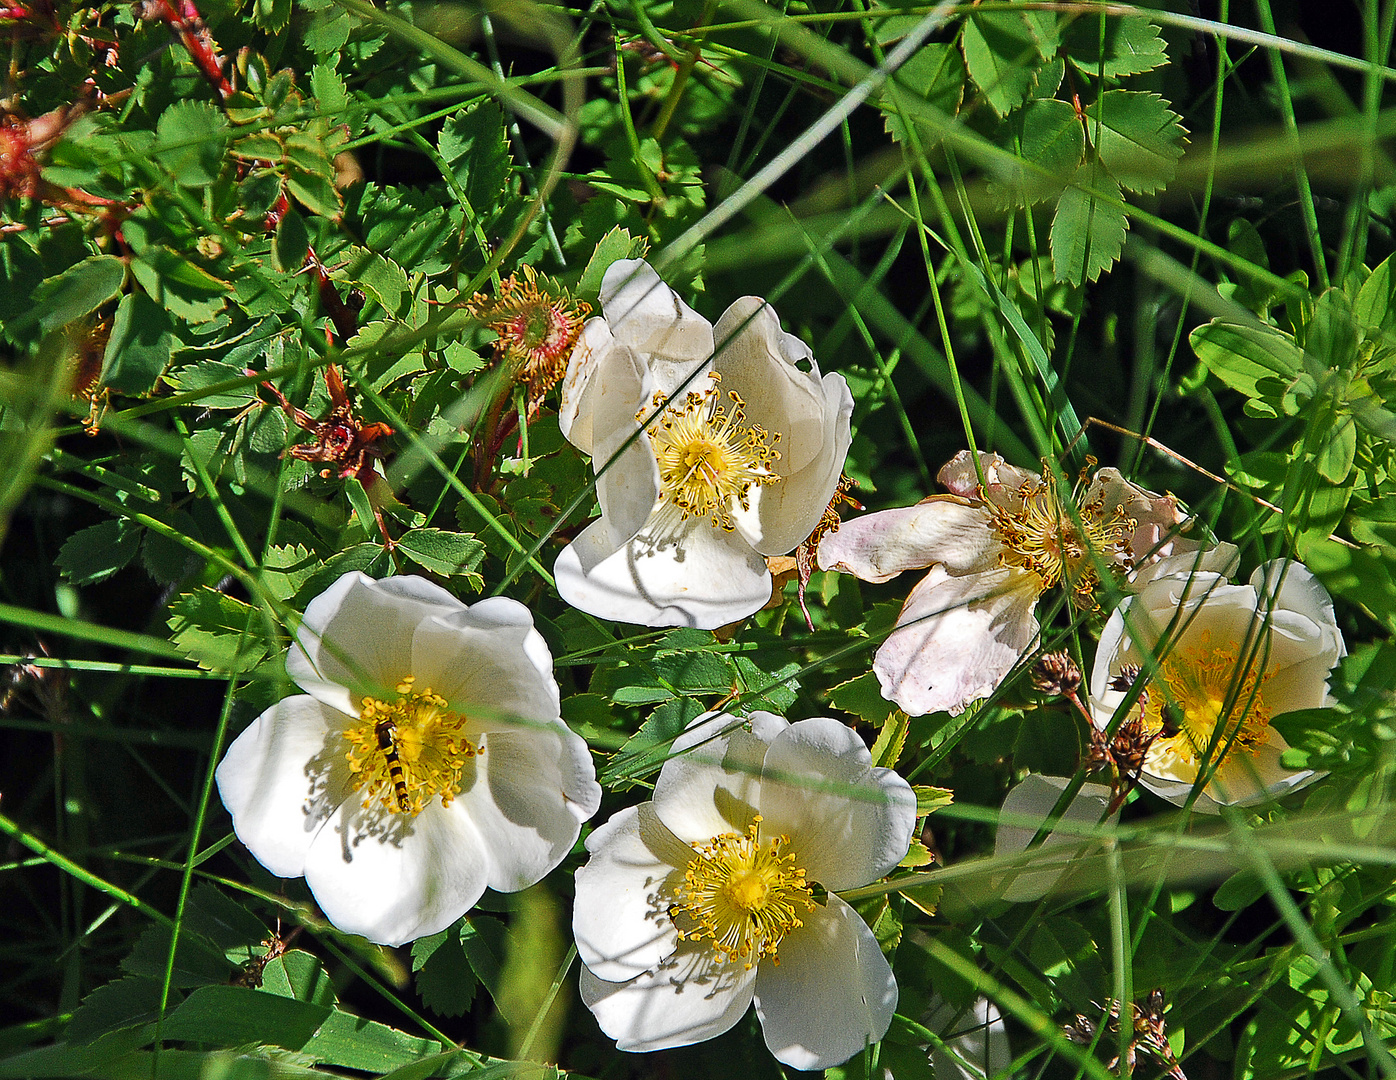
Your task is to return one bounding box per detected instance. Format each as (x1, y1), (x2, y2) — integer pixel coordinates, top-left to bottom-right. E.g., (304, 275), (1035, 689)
(1030, 650), (1082, 697)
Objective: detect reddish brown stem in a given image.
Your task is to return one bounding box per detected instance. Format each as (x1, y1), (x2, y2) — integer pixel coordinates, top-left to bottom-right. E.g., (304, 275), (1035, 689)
(150, 0), (231, 99)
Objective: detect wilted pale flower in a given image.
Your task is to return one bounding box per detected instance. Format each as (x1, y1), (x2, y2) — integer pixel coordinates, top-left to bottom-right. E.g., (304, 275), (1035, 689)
(467, 264), (591, 407)
(555, 259), (853, 629)
(1088, 560), (1346, 811)
(817, 450), (1231, 717)
(215, 572), (601, 945)
(573, 712), (916, 1070)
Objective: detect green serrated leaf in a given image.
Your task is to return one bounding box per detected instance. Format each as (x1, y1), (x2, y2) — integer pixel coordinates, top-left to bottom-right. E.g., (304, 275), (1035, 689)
(130, 247), (229, 324)
(287, 166), (343, 219)
(884, 43), (965, 145)
(1050, 171), (1128, 285)
(829, 670), (899, 726)
(871, 709), (909, 768)
(396, 528), (486, 585)
(274, 206), (310, 273)
(311, 64), (350, 119)
(992, 97), (1084, 207)
(262, 950), (337, 1007)
(961, 12), (1048, 117)
(331, 246), (408, 318)
(262, 543), (321, 601)
(1084, 90), (1186, 195)
(57, 519), (140, 586)
(101, 291), (175, 395)
(411, 929), (477, 1018)
(160, 985), (330, 1048)
(459, 916), (507, 1005)
(155, 100), (228, 187)
(576, 227), (649, 301)
(252, 0), (291, 31)
(438, 102), (510, 213)
(65, 977), (168, 1045)
(914, 784), (954, 815)
(1063, 15), (1169, 78)
(167, 588), (271, 673)
(17, 255), (126, 337)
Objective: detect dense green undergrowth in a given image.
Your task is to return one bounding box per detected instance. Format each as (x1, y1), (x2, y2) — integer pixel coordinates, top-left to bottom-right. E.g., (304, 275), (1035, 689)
(4, 1), (1396, 1079)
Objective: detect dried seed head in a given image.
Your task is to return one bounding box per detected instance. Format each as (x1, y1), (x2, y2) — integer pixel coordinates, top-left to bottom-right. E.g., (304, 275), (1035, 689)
(1030, 650), (1082, 697)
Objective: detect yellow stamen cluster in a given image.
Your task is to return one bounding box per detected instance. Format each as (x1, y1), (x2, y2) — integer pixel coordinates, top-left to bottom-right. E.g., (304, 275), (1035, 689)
(343, 676), (478, 816)
(671, 817), (815, 970)
(1138, 631), (1275, 771)
(645, 373), (782, 533)
(468, 266), (591, 405)
(987, 462), (1134, 604)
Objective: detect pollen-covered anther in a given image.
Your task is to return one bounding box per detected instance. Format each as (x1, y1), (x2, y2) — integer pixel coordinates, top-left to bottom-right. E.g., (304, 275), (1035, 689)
(988, 468), (1134, 604)
(644, 374), (782, 533)
(1137, 631), (1275, 771)
(342, 675), (478, 815)
(671, 816), (815, 969)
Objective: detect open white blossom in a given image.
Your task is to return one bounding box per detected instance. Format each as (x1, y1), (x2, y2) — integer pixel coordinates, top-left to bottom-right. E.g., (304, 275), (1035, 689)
(556, 259), (853, 629)
(573, 712), (916, 1070)
(1088, 560), (1345, 811)
(215, 572), (601, 946)
(817, 450), (1232, 717)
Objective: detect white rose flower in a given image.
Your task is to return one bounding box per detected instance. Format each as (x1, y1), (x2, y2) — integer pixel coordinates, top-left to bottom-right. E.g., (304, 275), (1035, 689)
(215, 572), (601, 946)
(817, 450), (1233, 717)
(1088, 560), (1346, 811)
(555, 259), (853, 629)
(573, 712), (917, 1070)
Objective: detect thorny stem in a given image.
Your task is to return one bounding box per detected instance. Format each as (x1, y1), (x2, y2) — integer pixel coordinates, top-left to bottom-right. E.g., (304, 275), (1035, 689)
(148, 0), (231, 99)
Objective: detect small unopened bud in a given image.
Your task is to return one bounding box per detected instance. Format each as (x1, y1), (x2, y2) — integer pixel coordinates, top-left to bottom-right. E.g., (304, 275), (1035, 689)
(1030, 651), (1082, 697)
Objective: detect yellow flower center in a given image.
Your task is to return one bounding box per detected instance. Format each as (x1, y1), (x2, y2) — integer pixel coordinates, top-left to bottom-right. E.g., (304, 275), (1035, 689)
(671, 818), (815, 970)
(988, 468), (1133, 603)
(645, 374), (781, 533)
(1137, 632), (1275, 771)
(343, 676), (478, 816)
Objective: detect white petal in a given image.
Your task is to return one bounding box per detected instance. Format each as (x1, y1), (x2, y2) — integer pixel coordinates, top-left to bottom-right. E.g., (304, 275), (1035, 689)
(579, 945), (756, 1053)
(215, 696), (350, 878)
(652, 711), (785, 843)
(558, 318), (617, 454)
(409, 600), (561, 729)
(817, 499), (998, 584)
(1252, 560), (1346, 667)
(756, 717), (917, 891)
(574, 803), (693, 981)
(753, 893), (898, 1071)
(601, 259), (715, 390)
(713, 297), (826, 475)
(938, 451), (1040, 501)
(555, 515), (772, 629)
(746, 370), (854, 556)
(456, 722), (600, 893)
(925, 998), (1010, 1080)
(301, 797), (490, 945)
(288, 572), (464, 714)
(875, 567), (1041, 717)
(993, 774), (1115, 902)
(1130, 542), (1241, 587)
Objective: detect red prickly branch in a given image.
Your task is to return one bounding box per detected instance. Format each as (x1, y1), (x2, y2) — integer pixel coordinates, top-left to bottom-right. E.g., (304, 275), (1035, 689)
(261, 195), (357, 343)
(148, 0), (231, 99)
